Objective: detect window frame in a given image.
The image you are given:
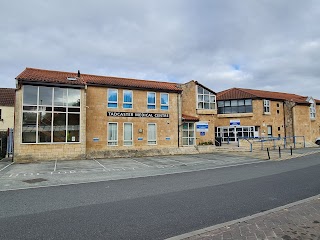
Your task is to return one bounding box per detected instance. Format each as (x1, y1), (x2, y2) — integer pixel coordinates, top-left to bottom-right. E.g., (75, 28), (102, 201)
(160, 93), (169, 110)
(123, 90), (133, 109)
(123, 122), (133, 146)
(147, 123), (157, 145)
(182, 122), (195, 146)
(107, 122), (118, 146)
(217, 99), (253, 114)
(147, 92), (156, 109)
(310, 102), (316, 119)
(21, 85), (81, 144)
(107, 89), (118, 108)
(263, 99), (270, 114)
(196, 85), (216, 110)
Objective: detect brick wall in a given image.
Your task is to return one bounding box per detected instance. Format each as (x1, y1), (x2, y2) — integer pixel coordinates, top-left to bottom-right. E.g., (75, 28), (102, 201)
(216, 99), (285, 138)
(85, 86), (179, 158)
(180, 81), (217, 145)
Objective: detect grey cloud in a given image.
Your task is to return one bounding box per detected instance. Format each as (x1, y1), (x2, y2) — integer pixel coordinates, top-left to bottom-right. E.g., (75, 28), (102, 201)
(1, 0), (320, 99)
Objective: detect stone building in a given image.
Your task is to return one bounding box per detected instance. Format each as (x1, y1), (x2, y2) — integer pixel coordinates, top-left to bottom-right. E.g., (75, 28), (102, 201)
(215, 88), (320, 145)
(180, 81), (217, 146)
(14, 67), (192, 162)
(13, 67), (320, 162)
(0, 88), (15, 158)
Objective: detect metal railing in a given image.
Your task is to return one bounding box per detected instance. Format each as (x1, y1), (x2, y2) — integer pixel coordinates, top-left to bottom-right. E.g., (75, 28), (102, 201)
(237, 136), (306, 151)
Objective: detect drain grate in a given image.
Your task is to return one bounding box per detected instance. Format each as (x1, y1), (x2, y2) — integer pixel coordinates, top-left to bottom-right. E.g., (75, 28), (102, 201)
(23, 178), (48, 184)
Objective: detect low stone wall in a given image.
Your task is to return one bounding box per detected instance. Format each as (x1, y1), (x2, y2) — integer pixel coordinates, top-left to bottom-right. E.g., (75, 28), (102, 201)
(13, 143), (86, 163)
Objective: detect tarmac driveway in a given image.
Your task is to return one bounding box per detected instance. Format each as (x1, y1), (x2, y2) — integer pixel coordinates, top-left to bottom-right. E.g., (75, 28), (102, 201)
(1, 148), (319, 191)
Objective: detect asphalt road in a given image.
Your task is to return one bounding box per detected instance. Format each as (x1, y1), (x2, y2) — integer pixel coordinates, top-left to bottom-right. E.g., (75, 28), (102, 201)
(1, 154), (320, 240)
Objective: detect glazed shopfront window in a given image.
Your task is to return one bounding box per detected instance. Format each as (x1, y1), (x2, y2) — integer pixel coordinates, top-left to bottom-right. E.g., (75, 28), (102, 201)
(22, 85), (81, 143)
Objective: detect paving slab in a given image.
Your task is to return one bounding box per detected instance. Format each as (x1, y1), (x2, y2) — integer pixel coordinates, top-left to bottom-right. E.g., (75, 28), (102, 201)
(167, 195), (320, 240)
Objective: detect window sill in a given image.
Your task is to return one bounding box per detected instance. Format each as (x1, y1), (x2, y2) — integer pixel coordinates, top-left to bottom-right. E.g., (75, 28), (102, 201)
(21, 142), (81, 145)
(196, 109), (217, 115)
(217, 113), (253, 118)
(263, 112), (271, 115)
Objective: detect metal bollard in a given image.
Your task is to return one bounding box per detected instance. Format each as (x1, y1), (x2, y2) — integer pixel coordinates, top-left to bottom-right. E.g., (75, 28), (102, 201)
(279, 146), (281, 158)
(267, 148), (270, 160)
(290, 146), (293, 156)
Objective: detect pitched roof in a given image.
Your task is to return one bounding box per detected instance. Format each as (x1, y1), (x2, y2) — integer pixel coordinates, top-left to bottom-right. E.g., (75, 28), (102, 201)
(16, 68), (182, 92)
(0, 88), (15, 106)
(182, 114), (199, 122)
(217, 88), (318, 104)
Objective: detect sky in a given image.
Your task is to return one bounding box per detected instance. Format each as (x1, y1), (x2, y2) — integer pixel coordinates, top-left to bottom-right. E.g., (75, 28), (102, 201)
(1, 0), (320, 98)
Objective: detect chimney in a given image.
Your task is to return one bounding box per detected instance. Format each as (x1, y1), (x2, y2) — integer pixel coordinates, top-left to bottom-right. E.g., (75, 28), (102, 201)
(78, 70), (80, 78)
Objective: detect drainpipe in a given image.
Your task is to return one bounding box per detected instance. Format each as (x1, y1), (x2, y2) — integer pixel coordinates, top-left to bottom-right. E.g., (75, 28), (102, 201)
(283, 102), (287, 138)
(177, 93), (182, 147)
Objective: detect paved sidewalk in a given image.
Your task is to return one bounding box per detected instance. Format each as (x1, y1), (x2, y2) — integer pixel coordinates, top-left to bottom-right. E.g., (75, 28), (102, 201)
(169, 196), (320, 240)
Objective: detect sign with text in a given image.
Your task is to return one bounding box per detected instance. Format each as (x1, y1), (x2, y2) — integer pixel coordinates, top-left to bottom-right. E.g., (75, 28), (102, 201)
(196, 122), (209, 132)
(107, 111), (169, 118)
(230, 119), (240, 126)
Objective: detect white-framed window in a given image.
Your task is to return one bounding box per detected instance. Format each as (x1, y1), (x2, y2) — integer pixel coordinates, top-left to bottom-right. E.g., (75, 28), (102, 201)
(123, 90), (133, 109)
(182, 122), (195, 146)
(147, 123), (157, 145)
(160, 93), (169, 110)
(123, 122), (133, 146)
(147, 92), (156, 109)
(107, 122), (118, 146)
(263, 99), (270, 113)
(267, 125), (272, 137)
(310, 102), (316, 119)
(22, 85), (81, 144)
(197, 85), (216, 109)
(108, 89), (118, 108)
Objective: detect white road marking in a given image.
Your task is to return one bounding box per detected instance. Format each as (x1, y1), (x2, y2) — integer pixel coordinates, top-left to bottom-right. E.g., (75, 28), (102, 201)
(94, 160), (108, 170)
(54, 160), (57, 171)
(0, 162), (14, 173)
(131, 159), (152, 167)
(0, 160), (268, 192)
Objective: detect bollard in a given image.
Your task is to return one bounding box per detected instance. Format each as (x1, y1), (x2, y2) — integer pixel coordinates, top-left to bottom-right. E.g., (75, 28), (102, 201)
(290, 146), (293, 156)
(279, 146), (281, 158)
(267, 148), (270, 160)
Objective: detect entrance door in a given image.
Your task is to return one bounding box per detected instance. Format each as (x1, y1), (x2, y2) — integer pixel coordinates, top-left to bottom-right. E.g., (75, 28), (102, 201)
(216, 126), (255, 143)
(182, 122), (195, 146)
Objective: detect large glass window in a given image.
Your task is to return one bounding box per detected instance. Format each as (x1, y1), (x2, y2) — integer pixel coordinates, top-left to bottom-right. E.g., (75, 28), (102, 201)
(22, 85), (81, 143)
(123, 123), (133, 146)
(123, 90), (133, 109)
(147, 123), (157, 145)
(216, 126), (254, 142)
(107, 122), (118, 145)
(108, 89), (118, 108)
(147, 92), (156, 109)
(182, 122), (195, 146)
(197, 86), (216, 110)
(160, 93), (169, 110)
(218, 99), (253, 114)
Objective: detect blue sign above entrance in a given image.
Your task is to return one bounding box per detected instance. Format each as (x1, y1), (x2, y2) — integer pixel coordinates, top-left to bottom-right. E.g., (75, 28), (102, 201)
(196, 122), (209, 132)
(230, 119), (240, 126)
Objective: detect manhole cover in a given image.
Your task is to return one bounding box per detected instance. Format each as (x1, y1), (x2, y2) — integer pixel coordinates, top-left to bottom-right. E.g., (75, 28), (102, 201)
(23, 178), (48, 184)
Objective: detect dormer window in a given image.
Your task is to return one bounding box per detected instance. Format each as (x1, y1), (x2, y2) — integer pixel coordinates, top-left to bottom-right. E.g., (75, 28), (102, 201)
(263, 99), (270, 114)
(197, 85), (216, 110)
